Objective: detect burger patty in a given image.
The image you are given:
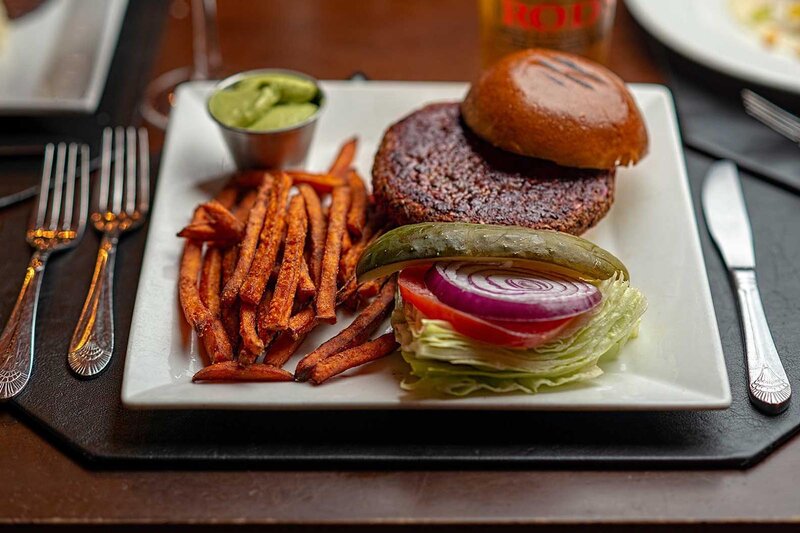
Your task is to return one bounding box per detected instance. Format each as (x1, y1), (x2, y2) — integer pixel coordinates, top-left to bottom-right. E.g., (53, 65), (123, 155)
(372, 103), (616, 235)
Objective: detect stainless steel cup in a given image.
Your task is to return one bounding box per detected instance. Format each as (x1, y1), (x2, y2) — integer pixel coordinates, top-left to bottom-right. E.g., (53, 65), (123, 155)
(207, 68), (325, 169)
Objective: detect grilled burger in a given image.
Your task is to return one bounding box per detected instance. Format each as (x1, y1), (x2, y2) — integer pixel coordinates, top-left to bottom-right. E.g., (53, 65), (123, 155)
(372, 49), (649, 235)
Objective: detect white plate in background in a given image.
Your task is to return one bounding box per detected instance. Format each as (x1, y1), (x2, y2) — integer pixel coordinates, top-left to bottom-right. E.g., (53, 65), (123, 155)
(0, 0), (127, 113)
(626, 0), (800, 93)
(122, 81), (731, 411)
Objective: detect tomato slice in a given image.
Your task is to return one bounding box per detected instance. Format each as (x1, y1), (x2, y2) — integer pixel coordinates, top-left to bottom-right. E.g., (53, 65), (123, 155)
(398, 267), (578, 349)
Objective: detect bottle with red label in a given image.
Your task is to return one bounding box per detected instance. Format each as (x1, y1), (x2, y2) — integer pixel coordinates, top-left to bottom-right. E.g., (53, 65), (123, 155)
(479, 0), (617, 66)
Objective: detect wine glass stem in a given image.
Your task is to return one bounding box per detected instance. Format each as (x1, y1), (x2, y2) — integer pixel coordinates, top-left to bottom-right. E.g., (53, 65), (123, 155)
(192, 0), (221, 80)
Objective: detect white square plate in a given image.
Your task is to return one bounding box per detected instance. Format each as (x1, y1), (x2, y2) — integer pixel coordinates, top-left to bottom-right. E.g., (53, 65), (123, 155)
(0, 0), (127, 114)
(122, 81), (731, 411)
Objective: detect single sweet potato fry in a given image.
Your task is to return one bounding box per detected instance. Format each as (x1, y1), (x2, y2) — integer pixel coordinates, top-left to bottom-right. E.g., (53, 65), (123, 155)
(239, 302), (264, 364)
(297, 258), (316, 300)
(346, 170), (367, 239)
(233, 190), (258, 222)
(221, 174), (273, 306)
(288, 171), (345, 193)
(233, 170), (268, 189)
(177, 223), (240, 243)
(213, 186), (239, 210)
(340, 278), (384, 312)
(287, 306), (317, 339)
(221, 300), (240, 352)
(178, 239), (207, 328)
(220, 246), (240, 346)
(240, 172), (292, 305)
(201, 320), (235, 365)
(219, 187), (256, 318)
(199, 247), (223, 317)
(316, 186), (351, 323)
(192, 361), (293, 382)
(201, 199), (245, 237)
(338, 223), (382, 284)
(264, 195), (308, 330)
(309, 332), (398, 385)
(328, 137), (357, 179)
(341, 291), (361, 313)
(255, 289), (275, 344)
(356, 278), (382, 300)
(264, 331), (308, 368)
(297, 184), (326, 286)
(341, 229), (352, 255)
(297, 277), (396, 380)
(178, 239), (233, 363)
(336, 275), (358, 306)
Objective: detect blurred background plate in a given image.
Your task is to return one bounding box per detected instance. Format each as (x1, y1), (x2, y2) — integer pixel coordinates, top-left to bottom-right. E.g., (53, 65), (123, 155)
(0, 0), (127, 114)
(626, 0), (800, 94)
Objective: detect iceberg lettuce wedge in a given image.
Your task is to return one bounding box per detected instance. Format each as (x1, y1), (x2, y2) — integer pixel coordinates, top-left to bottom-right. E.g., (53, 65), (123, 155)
(393, 274), (646, 396)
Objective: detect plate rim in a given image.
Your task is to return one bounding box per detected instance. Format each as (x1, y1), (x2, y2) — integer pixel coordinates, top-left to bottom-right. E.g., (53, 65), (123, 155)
(121, 80), (732, 411)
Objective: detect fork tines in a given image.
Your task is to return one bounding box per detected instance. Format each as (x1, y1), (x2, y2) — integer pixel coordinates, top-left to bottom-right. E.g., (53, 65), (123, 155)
(96, 126), (150, 225)
(31, 143), (89, 242)
(741, 89), (800, 144)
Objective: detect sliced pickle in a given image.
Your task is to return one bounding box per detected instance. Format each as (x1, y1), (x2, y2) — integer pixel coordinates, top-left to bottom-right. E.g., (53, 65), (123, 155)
(356, 222), (628, 283)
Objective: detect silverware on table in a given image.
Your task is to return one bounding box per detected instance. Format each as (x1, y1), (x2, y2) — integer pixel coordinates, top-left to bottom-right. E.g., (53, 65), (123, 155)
(0, 143), (89, 399)
(702, 160), (791, 415)
(68, 127), (150, 377)
(0, 149), (109, 211)
(741, 89), (800, 145)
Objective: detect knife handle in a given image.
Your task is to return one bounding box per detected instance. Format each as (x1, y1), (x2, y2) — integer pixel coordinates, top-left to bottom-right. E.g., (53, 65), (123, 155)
(731, 269), (791, 414)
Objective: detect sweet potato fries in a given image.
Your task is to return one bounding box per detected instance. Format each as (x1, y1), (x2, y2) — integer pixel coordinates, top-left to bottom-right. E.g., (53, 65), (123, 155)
(177, 137), (398, 385)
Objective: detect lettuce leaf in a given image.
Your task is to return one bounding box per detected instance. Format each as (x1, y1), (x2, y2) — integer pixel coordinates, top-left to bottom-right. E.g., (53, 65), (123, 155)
(393, 273), (646, 396)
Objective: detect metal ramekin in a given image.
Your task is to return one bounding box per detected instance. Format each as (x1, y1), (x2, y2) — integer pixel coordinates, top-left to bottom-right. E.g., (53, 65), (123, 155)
(207, 68), (325, 169)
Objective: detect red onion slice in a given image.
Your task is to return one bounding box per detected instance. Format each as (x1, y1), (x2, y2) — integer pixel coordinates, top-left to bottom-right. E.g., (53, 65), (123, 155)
(424, 262), (601, 322)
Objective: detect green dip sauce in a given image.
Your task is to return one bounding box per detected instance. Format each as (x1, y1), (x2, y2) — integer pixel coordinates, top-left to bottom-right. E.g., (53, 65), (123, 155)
(209, 73), (320, 131)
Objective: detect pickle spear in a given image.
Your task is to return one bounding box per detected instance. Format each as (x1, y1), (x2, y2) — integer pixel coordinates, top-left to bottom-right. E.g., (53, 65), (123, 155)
(356, 222), (629, 283)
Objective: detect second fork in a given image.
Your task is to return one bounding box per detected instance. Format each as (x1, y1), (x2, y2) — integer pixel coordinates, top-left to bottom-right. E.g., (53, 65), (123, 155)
(68, 127), (150, 377)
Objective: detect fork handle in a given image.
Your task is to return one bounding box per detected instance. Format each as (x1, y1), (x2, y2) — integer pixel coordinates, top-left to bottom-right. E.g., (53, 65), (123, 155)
(0, 251), (48, 399)
(732, 268), (791, 414)
(69, 233), (118, 377)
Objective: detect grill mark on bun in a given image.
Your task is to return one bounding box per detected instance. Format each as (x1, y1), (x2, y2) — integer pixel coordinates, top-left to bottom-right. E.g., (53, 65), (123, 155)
(562, 72), (594, 90)
(553, 57), (607, 84)
(537, 58), (595, 90)
(536, 58), (562, 74)
(543, 73), (565, 86)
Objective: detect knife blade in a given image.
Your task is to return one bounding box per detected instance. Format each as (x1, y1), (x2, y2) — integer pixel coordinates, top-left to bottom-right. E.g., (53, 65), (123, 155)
(701, 160), (791, 415)
(701, 160), (755, 269)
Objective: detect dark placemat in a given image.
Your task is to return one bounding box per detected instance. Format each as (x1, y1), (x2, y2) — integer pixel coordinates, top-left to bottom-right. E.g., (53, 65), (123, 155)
(666, 52), (800, 194)
(4, 147), (800, 469)
(625, 14), (800, 194)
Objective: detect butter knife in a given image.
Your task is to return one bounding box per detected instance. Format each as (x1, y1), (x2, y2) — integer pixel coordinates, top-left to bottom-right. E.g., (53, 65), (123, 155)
(702, 160), (791, 414)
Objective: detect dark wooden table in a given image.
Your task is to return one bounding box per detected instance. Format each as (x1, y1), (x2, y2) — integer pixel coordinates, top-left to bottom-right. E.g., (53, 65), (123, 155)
(2, 1), (799, 530)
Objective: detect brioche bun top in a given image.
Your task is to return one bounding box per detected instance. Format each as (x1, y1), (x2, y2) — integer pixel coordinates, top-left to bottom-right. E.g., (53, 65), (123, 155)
(461, 48), (649, 169)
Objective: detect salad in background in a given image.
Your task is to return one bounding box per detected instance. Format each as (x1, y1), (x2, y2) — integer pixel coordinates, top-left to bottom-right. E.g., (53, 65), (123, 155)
(730, 0), (800, 57)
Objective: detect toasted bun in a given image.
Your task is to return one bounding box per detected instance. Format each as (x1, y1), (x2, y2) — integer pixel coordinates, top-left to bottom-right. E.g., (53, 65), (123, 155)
(461, 49), (648, 169)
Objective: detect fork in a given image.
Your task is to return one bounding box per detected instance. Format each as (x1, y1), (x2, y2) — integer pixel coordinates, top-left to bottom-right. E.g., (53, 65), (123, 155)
(0, 143), (89, 399)
(68, 127), (150, 377)
(741, 89), (800, 145)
